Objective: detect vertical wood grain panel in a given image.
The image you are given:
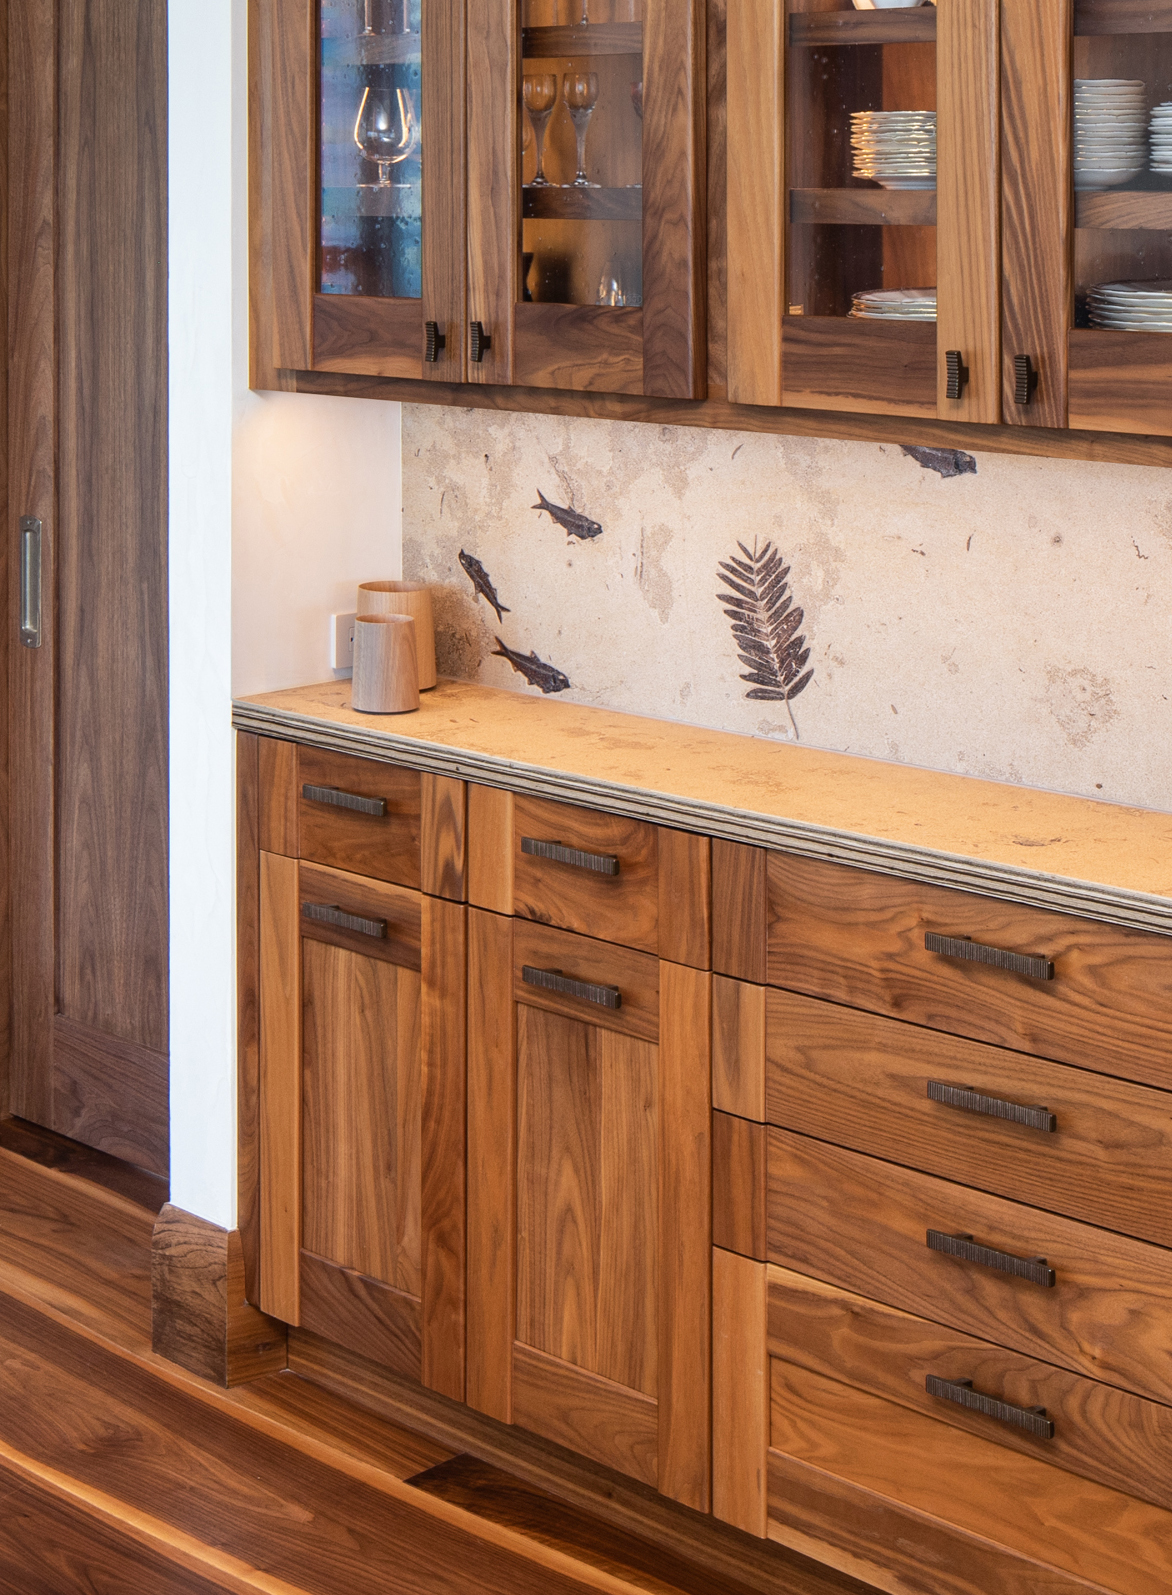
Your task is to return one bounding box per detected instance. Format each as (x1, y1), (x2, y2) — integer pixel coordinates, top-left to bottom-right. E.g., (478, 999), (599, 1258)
(466, 908), (516, 1421)
(259, 851), (302, 1324)
(420, 894), (467, 1399)
(937, 0), (1000, 422)
(238, 734), (262, 1303)
(422, 0), (468, 383)
(707, 0), (727, 396)
(642, 0), (705, 399)
(711, 975), (765, 1122)
(597, 1025), (659, 1396)
(658, 960), (711, 1510)
(1000, 0), (1071, 428)
(465, 0), (516, 384)
(711, 841), (767, 983)
(467, 784), (515, 913)
(270, 0), (314, 369)
(725, 0), (783, 406)
(249, 0), (293, 391)
(712, 1111), (767, 1262)
(657, 828), (711, 970)
(421, 772), (467, 901)
(712, 1247), (768, 1537)
(0, 0), (9, 1120)
(258, 736), (298, 856)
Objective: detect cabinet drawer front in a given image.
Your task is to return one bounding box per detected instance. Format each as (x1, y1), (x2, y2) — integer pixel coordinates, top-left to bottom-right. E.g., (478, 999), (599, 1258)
(299, 861), (421, 972)
(298, 747), (421, 888)
(767, 1266), (1172, 1514)
(513, 795), (658, 954)
(767, 1129), (1172, 1406)
(764, 988), (1172, 1247)
(765, 851), (1172, 1089)
(513, 920), (659, 1043)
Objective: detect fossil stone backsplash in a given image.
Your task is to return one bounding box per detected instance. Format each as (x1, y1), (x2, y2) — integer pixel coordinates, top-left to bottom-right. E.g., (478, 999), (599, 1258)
(401, 405), (1172, 814)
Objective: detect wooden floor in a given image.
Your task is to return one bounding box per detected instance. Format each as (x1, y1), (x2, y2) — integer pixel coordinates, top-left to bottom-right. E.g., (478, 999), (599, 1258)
(0, 1131), (880, 1595)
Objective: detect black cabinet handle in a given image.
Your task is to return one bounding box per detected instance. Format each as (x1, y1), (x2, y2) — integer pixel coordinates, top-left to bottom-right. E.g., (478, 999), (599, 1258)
(425, 321), (446, 363)
(470, 321), (492, 362)
(927, 1080), (1057, 1134)
(522, 965), (622, 1010)
(927, 1229), (1056, 1288)
(1014, 353), (1038, 406)
(924, 932), (1054, 982)
(521, 837), (620, 877)
(945, 349), (969, 400)
(926, 1376), (1054, 1440)
(302, 783), (387, 818)
(302, 902), (388, 940)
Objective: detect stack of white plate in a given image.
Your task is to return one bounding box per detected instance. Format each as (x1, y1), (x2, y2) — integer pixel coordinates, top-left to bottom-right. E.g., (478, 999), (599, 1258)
(851, 111), (936, 190)
(849, 287), (937, 321)
(1075, 79), (1146, 191)
(1151, 102), (1172, 172)
(1087, 280), (1172, 331)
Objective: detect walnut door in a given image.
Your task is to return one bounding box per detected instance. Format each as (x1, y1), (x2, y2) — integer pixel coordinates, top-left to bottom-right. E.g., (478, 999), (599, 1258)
(466, 910), (711, 1509)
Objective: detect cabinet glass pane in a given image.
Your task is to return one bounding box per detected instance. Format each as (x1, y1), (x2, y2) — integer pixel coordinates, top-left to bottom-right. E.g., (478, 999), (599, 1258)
(321, 0), (422, 299)
(519, 1), (643, 307)
(786, 4), (937, 324)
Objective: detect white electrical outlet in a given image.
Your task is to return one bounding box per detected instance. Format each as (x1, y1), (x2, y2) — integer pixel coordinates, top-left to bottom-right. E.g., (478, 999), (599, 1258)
(330, 611), (356, 672)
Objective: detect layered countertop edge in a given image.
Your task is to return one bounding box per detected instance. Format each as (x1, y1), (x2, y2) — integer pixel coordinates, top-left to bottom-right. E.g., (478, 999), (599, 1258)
(233, 683), (1172, 937)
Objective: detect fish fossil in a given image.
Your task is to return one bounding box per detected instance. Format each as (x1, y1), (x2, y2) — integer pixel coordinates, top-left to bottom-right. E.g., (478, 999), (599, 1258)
(492, 637), (571, 694)
(900, 445), (977, 479)
(533, 489), (603, 541)
(716, 540), (813, 739)
(458, 549), (510, 623)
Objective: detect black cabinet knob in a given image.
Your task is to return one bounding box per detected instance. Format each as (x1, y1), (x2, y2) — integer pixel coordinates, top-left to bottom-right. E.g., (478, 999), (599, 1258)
(945, 350), (969, 401)
(424, 321), (446, 363)
(1014, 353), (1039, 407)
(469, 321), (492, 363)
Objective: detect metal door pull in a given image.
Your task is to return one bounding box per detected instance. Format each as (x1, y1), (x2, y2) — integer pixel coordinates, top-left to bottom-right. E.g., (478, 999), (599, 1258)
(302, 902), (387, 940)
(927, 1229), (1056, 1288)
(926, 1375), (1054, 1439)
(302, 784), (387, 817)
(522, 965), (621, 1009)
(521, 837), (620, 876)
(19, 517), (41, 648)
(925, 932), (1054, 982)
(927, 1080), (1057, 1134)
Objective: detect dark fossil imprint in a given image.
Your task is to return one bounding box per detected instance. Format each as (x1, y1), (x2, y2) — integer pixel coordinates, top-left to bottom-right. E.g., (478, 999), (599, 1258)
(458, 549), (510, 623)
(717, 540), (813, 738)
(492, 637), (571, 694)
(533, 489), (604, 542)
(901, 445), (977, 479)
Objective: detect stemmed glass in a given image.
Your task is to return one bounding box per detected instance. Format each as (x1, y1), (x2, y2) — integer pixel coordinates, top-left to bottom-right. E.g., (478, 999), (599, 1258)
(579, 0), (589, 21)
(353, 86), (420, 187)
(362, 0), (375, 35)
(523, 74), (558, 187)
(563, 72), (600, 188)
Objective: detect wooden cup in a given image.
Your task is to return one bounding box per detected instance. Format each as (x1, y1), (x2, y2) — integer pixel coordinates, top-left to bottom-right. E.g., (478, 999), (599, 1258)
(357, 580), (437, 689)
(351, 614), (420, 714)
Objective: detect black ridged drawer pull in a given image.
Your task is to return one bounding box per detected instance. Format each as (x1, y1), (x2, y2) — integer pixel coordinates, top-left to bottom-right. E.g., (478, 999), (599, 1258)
(470, 321), (492, 362)
(946, 349), (969, 400)
(927, 1229), (1056, 1288)
(926, 1376), (1054, 1440)
(522, 965), (621, 1010)
(425, 320), (446, 363)
(927, 1080), (1057, 1134)
(521, 837), (620, 876)
(924, 933), (1054, 982)
(1014, 353), (1038, 407)
(302, 783), (387, 818)
(302, 902), (387, 940)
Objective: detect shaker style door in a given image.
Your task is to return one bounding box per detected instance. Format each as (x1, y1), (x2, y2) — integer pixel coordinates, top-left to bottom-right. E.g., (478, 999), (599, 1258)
(264, 0), (466, 382)
(465, 0), (705, 397)
(727, 0), (1000, 423)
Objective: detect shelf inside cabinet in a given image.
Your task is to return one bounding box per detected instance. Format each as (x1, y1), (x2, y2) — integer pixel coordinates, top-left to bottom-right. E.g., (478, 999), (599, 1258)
(790, 188), (936, 226)
(1074, 0), (1172, 36)
(324, 185), (420, 219)
(523, 185), (642, 221)
(322, 30), (421, 67)
(521, 23), (642, 58)
(788, 11), (936, 47)
(1076, 189), (1172, 229)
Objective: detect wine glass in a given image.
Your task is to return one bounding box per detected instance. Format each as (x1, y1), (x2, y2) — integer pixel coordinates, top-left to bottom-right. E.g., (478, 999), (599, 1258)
(578, 0), (589, 21)
(523, 74), (558, 187)
(630, 80), (643, 121)
(597, 261), (626, 306)
(362, 0), (375, 35)
(353, 86), (420, 187)
(563, 72), (600, 188)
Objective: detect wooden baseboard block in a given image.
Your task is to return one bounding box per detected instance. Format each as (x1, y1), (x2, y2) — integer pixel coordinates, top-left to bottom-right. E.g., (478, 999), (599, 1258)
(151, 1204), (287, 1387)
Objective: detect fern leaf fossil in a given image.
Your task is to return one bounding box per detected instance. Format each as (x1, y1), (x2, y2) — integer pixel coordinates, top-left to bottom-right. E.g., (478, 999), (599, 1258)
(716, 540), (813, 738)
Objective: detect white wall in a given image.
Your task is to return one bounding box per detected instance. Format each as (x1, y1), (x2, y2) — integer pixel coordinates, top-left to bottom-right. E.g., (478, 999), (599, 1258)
(168, 0), (402, 1229)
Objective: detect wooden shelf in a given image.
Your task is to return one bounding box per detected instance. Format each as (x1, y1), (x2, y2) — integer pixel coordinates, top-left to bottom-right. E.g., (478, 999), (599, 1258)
(523, 185), (642, 221)
(522, 23), (642, 58)
(323, 184), (419, 218)
(1076, 189), (1172, 229)
(1075, 0), (1172, 36)
(789, 10), (936, 47)
(322, 31), (420, 67)
(791, 188), (936, 226)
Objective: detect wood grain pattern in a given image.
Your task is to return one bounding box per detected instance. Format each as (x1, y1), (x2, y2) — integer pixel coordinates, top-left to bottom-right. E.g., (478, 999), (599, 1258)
(421, 773), (467, 901)
(0, 1118), (166, 1215)
(768, 1360), (1172, 1595)
(657, 960), (711, 1511)
(521, 22), (643, 55)
(50, 1019), (169, 1177)
(301, 939), (421, 1290)
(789, 10), (936, 46)
(1069, 327), (1172, 436)
(764, 849), (1172, 1089)
(237, 734), (262, 1302)
(712, 1248), (768, 1539)
(1000, 0), (1070, 428)
(422, 0), (467, 384)
(466, 909), (516, 1423)
(312, 293), (424, 379)
(712, 842), (767, 983)
(513, 1342), (659, 1489)
(767, 1129), (1172, 1406)
(514, 794), (659, 953)
(712, 1112), (766, 1262)
(712, 977), (765, 1121)
(258, 735), (298, 855)
(0, 0), (8, 1129)
(258, 851), (301, 1324)
(782, 319), (938, 419)
(514, 304), (645, 395)
(516, 1004), (659, 1397)
(269, 0), (314, 368)
(515, 921), (661, 1043)
(1075, 189), (1172, 229)
(1075, 0), (1172, 32)
(764, 986), (1172, 1247)
(789, 190), (937, 227)
(465, 0), (516, 384)
(298, 859), (423, 970)
(706, 0), (728, 398)
(657, 828), (710, 970)
(420, 895), (466, 1400)
(297, 745), (422, 887)
(725, 0), (782, 407)
(936, 0), (1000, 423)
(468, 783), (515, 914)
(299, 1248), (422, 1379)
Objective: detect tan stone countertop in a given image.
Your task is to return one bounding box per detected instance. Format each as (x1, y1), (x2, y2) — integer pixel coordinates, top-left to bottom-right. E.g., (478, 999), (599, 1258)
(233, 679), (1172, 935)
